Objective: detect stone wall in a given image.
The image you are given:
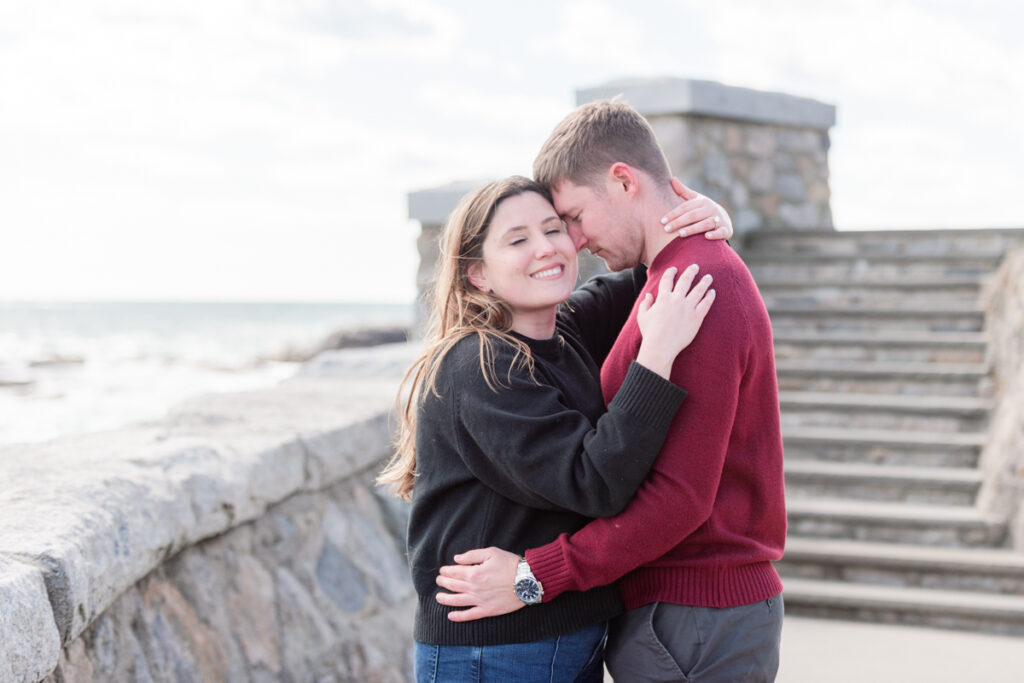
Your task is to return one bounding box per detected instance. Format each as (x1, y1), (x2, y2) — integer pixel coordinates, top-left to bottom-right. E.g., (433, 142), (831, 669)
(978, 245), (1024, 549)
(0, 344), (419, 683)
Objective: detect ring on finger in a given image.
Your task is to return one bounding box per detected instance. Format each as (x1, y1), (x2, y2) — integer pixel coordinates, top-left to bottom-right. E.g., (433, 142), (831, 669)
(713, 215), (721, 226)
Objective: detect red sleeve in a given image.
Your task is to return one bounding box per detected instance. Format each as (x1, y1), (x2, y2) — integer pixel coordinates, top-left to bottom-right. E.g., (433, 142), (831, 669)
(525, 280), (749, 601)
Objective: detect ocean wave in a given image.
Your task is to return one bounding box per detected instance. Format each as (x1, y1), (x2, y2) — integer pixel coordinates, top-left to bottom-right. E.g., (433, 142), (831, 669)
(0, 301), (413, 446)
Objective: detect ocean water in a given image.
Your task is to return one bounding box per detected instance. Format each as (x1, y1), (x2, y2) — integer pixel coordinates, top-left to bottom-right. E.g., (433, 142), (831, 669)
(0, 301), (412, 446)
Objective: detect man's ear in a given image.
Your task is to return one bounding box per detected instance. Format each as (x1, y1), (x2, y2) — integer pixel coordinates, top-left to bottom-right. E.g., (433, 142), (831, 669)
(467, 263), (490, 293)
(608, 162), (639, 197)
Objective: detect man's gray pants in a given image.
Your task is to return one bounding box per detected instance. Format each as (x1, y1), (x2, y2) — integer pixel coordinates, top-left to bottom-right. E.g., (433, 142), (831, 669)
(605, 593), (783, 682)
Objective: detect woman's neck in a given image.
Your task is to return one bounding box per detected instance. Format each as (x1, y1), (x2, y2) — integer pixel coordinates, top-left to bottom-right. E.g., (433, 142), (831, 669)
(510, 307), (558, 340)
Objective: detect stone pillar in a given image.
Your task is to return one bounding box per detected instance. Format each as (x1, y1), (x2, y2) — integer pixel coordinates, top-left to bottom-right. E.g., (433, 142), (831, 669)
(577, 77), (836, 233)
(407, 180), (489, 336)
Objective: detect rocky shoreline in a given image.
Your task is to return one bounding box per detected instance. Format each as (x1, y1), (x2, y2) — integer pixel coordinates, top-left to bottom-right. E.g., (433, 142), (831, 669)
(0, 322), (413, 448)
(265, 325), (410, 364)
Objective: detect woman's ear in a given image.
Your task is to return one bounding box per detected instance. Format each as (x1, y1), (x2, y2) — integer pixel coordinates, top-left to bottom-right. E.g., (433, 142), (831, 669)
(467, 263), (490, 293)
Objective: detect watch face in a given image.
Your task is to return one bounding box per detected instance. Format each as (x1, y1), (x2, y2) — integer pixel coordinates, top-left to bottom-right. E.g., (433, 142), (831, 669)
(515, 578), (541, 604)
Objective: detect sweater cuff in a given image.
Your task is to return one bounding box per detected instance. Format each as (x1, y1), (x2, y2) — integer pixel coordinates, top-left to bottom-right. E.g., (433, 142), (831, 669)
(525, 539), (576, 603)
(608, 361), (687, 427)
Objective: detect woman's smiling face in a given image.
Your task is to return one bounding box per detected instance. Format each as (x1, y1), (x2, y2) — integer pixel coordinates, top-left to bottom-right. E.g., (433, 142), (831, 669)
(467, 191), (578, 333)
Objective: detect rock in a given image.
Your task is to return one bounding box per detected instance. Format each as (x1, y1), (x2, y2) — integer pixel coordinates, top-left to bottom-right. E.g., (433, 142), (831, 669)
(315, 541), (368, 612)
(776, 173), (807, 202)
(28, 356), (84, 368)
(227, 556), (281, 674)
(748, 160), (775, 194)
(268, 326), (411, 363)
(299, 341), (420, 379)
(0, 363), (33, 388)
(140, 576), (230, 681)
(702, 149), (732, 189)
(0, 557), (61, 683)
(735, 209), (764, 235)
(745, 127), (777, 158)
(779, 202), (823, 228)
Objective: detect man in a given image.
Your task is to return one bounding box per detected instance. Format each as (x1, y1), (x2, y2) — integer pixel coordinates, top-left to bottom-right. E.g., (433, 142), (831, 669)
(435, 100), (786, 682)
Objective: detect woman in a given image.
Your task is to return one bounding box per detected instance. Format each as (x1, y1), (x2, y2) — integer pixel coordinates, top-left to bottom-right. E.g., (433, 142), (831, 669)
(378, 176), (725, 682)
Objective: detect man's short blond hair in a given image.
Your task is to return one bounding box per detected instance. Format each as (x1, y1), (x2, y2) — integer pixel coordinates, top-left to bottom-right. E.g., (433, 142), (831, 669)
(533, 100), (672, 192)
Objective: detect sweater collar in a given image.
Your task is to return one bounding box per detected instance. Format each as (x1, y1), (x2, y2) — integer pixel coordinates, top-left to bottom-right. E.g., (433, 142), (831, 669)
(509, 329), (563, 360)
(648, 233), (696, 274)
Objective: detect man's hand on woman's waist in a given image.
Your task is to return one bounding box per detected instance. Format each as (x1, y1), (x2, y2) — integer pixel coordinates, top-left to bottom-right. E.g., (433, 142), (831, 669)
(435, 546), (523, 622)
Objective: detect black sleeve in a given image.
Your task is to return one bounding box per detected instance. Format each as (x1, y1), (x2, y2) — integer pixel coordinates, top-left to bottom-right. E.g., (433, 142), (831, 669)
(453, 353), (686, 518)
(559, 265), (647, 367)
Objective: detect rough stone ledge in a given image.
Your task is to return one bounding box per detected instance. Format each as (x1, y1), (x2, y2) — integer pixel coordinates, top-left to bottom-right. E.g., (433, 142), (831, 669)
(0, 557), (61, 683)
(0, 342), (420, 683)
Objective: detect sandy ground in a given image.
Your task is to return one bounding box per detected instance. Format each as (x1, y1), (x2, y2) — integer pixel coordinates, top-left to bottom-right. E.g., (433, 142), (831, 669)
(605, 615), (1024, 681)
(778, 616), (1024, 683)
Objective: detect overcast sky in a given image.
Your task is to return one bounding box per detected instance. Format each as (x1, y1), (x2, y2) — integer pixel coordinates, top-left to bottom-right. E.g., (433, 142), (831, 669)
(2, 0), (1021, 303)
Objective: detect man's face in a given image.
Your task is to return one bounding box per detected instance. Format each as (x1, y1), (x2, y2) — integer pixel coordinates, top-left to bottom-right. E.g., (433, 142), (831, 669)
(550, 178), (643, 272)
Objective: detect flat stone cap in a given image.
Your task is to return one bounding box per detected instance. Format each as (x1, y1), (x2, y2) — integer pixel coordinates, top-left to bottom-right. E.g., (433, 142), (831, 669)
(577, 77), (836, 130)
(408, 179), (492, 225)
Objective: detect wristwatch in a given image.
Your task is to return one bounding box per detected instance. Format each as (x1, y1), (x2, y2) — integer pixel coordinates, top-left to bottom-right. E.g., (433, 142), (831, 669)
(514, 556), (544, 605)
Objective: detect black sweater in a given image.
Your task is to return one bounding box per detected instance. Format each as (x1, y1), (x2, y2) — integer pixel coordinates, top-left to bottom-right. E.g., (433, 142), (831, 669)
(408, 267), (687, 646)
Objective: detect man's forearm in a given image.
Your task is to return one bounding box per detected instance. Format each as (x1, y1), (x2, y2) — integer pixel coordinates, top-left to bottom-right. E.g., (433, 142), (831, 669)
(525, 434), (729, 601)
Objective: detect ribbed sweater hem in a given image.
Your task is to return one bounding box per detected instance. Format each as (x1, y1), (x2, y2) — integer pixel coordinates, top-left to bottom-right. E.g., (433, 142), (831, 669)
(618, 562), (783, 609)
(414, 588), (620, 646)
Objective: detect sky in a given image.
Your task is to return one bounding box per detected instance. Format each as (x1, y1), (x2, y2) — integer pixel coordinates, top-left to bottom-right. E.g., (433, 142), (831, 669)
(1, 0), (1021, 304)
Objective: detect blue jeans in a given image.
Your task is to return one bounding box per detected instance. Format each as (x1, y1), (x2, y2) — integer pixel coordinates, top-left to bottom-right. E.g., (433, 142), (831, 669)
(414, 622), (607, 682)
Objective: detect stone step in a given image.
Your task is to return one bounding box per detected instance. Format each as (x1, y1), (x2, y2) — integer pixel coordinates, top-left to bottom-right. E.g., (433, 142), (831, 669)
(774, 359), (989, 396)
(746, 254), (1003, 282)
(759, 280), (982, 308)
(784, 461), (981, 505)
(786, 499), (1006, 547)
(782, 426), (984, 468)
(754, 275), (983, 289)
(782, 577), (1024, 636)
(742, 227), (1024, 258)
(779, 538), (1024, 595)
(772, 331), (987, 364)
(769, 304), (985, 334)
(779, 391), (992, 433)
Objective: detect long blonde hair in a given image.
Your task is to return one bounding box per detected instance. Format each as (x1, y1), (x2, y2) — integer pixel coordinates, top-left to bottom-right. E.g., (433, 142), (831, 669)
(377, 176), (551, 501)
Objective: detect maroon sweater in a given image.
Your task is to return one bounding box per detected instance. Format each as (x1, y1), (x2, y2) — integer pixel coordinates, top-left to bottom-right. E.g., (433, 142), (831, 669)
(525, 235), (786, 610)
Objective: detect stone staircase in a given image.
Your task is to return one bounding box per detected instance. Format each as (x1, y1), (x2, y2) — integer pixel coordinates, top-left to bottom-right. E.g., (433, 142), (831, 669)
(741, 228), (1024, 635)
